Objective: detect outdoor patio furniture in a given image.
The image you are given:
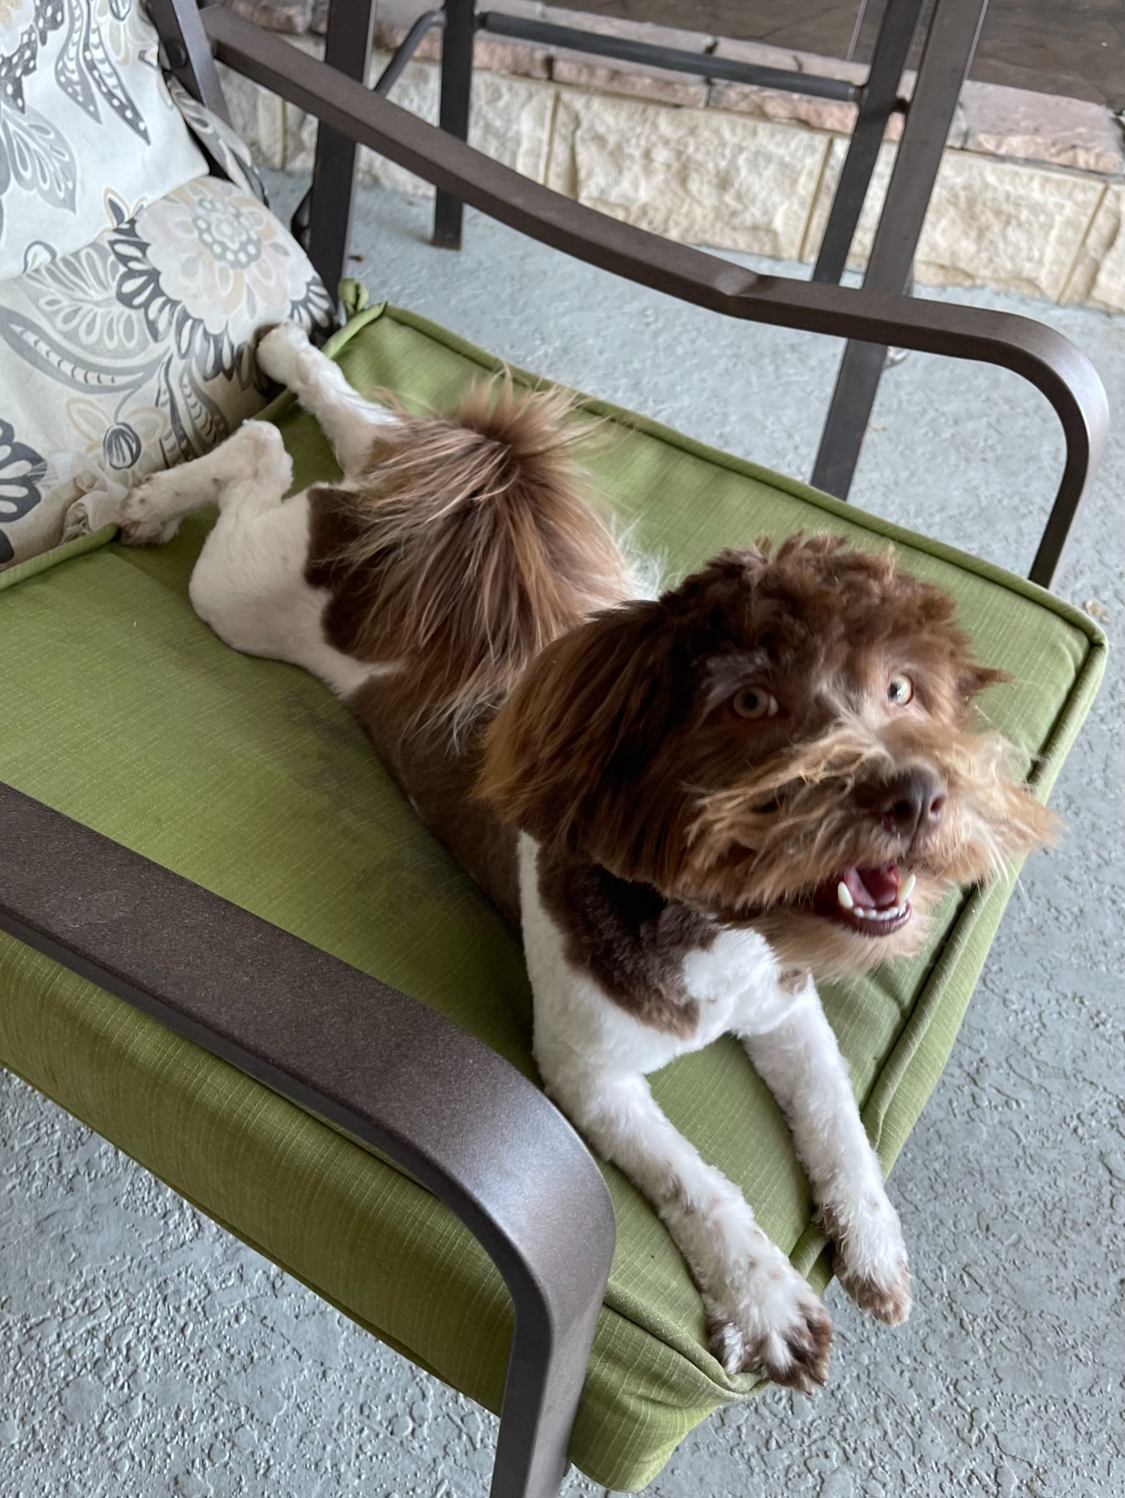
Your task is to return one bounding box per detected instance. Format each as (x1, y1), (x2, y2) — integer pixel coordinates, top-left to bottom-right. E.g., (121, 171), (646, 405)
(0, 1), (1109, 1494)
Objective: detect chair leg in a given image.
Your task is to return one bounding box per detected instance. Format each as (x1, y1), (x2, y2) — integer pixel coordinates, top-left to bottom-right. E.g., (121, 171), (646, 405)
(433, 0), (475, 249)
(305, 0), (379, 298)
(811, 0), (989, 499)
(809, 339), (893, 499)
(150, 0), (234, 124)
(810, 0), (926, 288)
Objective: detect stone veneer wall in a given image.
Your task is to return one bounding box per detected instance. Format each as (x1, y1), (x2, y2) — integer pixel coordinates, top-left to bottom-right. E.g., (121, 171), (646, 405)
(216, 4), (1125, 312)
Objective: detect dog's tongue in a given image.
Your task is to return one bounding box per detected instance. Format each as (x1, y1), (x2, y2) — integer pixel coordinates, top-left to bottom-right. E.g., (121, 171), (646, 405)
(842, 864), (901, 910)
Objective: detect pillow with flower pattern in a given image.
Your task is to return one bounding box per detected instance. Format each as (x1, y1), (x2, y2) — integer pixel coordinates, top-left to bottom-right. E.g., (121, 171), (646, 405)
(0, 175), (333, 566)
(0, 0), (333, 568)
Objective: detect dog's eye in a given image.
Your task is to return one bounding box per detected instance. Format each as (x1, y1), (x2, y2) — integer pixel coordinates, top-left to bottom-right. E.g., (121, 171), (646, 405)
(887, 674), (915, 706)
(731, 686), (779, 720)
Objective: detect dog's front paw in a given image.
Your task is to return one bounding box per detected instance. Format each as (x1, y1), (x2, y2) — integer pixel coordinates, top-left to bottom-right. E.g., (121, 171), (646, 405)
(706, 1251), (834, 1392)
(256, 321), (312, 387)
(837, 1257), (912, 1326)
(819, 1193), (912, 1327)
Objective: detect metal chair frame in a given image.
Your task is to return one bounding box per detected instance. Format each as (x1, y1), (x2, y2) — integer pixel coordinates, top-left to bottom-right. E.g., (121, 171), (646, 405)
(240, 0), (1105, 575)
(332, 0), (994, 506)
(1, 2), (1109, 1495)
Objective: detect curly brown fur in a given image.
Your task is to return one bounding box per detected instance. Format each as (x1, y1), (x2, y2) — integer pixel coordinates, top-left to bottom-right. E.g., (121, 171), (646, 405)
(479, 534), (1056, 975)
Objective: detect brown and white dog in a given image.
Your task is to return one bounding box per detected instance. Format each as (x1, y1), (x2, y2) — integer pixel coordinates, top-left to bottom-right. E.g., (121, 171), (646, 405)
(118, 323), (1055, 1392)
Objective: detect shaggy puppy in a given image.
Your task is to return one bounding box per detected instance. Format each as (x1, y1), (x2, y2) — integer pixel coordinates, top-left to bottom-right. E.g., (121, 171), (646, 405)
(118, 324), (1054, 1391)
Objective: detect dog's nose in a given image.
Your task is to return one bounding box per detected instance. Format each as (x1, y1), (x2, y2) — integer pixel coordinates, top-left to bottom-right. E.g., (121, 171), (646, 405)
(856, 768), (947, 840)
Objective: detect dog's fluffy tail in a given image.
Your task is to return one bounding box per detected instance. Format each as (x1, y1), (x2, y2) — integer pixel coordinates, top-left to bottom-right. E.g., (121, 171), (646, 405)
(323, 377), (631, 736)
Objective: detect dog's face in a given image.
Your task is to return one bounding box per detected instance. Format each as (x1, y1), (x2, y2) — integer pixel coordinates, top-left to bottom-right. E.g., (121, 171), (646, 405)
(480, 535), (1056, 975)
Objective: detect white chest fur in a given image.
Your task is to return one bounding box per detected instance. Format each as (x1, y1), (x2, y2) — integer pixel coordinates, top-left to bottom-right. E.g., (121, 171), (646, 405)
(518, 835), (795, 1081)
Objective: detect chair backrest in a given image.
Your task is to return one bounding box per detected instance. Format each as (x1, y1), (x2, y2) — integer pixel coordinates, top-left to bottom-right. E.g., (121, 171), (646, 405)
(0, 0), (208, 281)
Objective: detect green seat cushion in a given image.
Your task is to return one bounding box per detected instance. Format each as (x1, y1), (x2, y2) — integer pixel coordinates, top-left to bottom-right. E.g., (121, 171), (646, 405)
(0, 304), (1105, 1491)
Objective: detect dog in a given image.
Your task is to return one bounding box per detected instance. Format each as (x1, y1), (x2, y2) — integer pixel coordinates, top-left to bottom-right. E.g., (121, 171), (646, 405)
(117, 323), (1055, 1392)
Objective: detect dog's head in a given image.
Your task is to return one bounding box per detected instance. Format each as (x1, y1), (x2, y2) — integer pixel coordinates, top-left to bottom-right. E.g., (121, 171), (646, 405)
(479, 534), (1057, 975)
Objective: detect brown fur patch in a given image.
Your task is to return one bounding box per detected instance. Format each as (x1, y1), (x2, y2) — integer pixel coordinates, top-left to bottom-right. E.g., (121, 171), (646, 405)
(309, 378), (637, 932)
(779, 967), (811, 995)
(306, 379), (630, 738)
(349, 678), (520, 929)
(537, 847), (712, 1038)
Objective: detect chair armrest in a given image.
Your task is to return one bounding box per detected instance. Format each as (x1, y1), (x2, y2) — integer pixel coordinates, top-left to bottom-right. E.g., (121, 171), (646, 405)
(200, 4), (1109, 588)
(0, 780), (614, 1498)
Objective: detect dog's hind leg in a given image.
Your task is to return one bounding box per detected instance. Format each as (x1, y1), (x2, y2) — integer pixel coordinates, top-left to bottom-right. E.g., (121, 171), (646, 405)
(116, 419), (292, 547)
(174, 423), (376, 697)
(256, 323), (399, 478)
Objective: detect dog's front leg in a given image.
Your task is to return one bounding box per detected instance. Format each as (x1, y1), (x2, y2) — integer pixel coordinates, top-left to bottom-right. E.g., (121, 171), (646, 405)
(740, 982), (912, 1326)
(542, 1061), (834, 1389)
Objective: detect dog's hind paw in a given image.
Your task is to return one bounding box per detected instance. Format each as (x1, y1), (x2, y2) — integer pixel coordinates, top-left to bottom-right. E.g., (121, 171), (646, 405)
(705, 1260), (834, 1392)
(116, 476), (185, 547)
(256, 321), (312, 387)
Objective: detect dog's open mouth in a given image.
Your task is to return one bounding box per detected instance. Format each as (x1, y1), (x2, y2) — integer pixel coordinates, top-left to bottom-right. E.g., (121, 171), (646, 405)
(809, 864), (914, 936)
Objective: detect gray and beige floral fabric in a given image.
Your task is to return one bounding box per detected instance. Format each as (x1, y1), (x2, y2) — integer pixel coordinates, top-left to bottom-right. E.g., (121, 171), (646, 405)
(0, 0), (209, 280)
(0, 175), (333, 564)
(0, 0), (334, 568)
(167, 76), (268, 205)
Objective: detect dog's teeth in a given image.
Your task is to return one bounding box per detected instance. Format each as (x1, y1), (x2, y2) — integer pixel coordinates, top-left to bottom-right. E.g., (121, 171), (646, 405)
(853, 905), (870, 919)
(837, 881), (855, 911)
(899, 872), (916, 903)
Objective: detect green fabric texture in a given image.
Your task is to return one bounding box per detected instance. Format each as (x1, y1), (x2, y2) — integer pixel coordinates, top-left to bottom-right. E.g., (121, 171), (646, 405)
(0, 305), (1105, 1490)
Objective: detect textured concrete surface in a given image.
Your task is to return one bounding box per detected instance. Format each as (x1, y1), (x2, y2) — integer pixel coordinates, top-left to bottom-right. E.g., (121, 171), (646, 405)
(1, 179), (1122, 1497)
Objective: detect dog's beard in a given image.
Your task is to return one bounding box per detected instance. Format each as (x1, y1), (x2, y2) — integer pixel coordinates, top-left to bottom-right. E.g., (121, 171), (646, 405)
(670, 716), (1057, 977)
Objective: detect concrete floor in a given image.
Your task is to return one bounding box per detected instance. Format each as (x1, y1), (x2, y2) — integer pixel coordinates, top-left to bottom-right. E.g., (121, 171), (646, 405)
(1, 177), (1122, 1498)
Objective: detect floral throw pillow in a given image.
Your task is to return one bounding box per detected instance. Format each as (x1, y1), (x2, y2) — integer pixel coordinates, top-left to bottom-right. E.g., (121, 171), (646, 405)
(0, 0), (211, 281)
(167, 76), (268, 206)
(0, 175), (334, 567)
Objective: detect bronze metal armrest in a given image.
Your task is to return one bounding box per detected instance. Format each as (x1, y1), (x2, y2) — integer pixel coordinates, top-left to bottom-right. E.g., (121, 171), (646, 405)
(0, 781), (615, 1498)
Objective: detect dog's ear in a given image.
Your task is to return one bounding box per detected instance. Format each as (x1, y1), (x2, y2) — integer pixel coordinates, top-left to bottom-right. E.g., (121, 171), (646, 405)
(960, 662), (1012, 700)
(478, 598), (681, 869)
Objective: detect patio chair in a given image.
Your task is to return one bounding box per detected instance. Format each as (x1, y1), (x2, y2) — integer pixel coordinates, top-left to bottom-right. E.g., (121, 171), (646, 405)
(0, 0), (1109, 1494)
